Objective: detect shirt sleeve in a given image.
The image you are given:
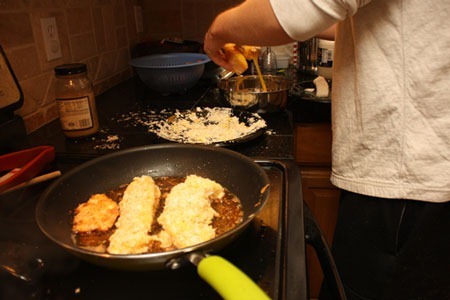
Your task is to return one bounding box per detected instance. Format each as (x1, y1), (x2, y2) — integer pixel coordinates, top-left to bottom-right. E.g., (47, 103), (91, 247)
(269, 0), (372, 41)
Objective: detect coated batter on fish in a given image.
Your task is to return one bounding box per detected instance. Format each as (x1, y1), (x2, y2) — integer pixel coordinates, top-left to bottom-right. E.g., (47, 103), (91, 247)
(157, 175), (224, 249)
(107, 175), (161, 254)
(73, 193), (119, 233)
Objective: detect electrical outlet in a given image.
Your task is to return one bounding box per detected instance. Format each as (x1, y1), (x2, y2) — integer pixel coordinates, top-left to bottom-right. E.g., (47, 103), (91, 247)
(40, 17), (62, 61)
(134, 6), (144, 33)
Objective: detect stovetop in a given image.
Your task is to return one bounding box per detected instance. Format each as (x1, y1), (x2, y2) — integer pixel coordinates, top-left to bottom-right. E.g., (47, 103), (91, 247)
(1, 77), (307, 299)
(0, 158), (307, 300)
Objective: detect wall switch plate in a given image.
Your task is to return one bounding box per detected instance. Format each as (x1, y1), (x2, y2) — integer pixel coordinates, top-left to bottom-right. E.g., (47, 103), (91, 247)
(134, 6), (144, 33)
(40, 17), (62, 61)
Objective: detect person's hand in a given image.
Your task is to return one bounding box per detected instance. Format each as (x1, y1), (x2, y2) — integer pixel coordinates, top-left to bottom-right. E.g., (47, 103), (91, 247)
(203, 29), (235, 72)
(204, 36), (260, 75)
(204, 0), (293, 72)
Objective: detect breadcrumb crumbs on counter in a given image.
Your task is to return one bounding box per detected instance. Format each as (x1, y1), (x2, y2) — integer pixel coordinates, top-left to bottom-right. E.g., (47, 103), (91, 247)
(92, 133), (121, 150)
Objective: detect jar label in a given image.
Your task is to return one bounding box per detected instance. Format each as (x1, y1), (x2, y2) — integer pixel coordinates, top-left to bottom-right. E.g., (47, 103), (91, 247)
(318, 47), (333, 67)
(57, 96), (94, 131)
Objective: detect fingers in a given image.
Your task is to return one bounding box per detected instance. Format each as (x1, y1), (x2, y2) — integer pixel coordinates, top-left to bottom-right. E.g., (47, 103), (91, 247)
(239, 46), (261, 61)
(203, 35), (236, 72)
(204, 45), (234, 72)
(204, 30), (256, 75)
(204, 42), (254, 75)
(222, 43), (248, 75)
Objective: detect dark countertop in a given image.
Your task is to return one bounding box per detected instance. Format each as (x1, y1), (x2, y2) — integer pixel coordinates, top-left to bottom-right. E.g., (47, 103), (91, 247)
(289, 97), (331, 124)
(26, 75), (330, 161)
(26, 78), (291, 160)
(289, 72), (332, 124)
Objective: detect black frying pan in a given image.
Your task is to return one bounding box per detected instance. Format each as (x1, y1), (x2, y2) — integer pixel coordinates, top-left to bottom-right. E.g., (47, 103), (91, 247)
(36, 144), (271, 299)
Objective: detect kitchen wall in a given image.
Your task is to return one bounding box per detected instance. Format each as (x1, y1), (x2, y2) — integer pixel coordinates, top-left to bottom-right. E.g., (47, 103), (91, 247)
(0, 0), (142, 133)
(0, 0), (241, 134)
(141, 0), (242, 42)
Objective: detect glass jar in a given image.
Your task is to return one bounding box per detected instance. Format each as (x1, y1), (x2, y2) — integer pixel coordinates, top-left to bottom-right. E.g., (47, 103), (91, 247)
(261, 46), (278, 75)
(54, 63), (99, 138)
(317, 39), (334, 80)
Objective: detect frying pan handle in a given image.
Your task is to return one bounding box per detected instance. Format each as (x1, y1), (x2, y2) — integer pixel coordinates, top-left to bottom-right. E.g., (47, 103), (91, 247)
(304, 203), (347, 300)
(197, 255), (270, 300)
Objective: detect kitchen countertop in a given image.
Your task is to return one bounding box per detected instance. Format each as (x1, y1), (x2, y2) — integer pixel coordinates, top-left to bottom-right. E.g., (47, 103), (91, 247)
(289, 97), (331, 124)
(25, 74), (330, 161)
(288, 72), (331, 124)
(26, 78), (297, 160)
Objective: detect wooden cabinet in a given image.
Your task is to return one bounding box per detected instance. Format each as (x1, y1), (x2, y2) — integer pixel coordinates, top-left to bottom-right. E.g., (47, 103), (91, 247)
(295, 123), (340, 299)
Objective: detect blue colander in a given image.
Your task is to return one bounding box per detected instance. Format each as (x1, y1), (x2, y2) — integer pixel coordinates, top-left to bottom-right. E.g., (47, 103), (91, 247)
(130, 53), (211, 95)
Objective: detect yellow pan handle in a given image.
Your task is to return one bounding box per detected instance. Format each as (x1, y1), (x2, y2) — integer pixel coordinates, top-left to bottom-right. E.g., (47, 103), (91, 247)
(197, 255), (271, 300)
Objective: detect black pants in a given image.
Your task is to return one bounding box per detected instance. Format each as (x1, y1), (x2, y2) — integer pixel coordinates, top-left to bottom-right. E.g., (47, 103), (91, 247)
(320, 190), (450, 300)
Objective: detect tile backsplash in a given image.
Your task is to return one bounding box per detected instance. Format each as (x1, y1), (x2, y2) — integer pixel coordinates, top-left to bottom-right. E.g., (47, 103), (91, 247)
(0, 0), (142, 133)
(0, 0), (241, 134)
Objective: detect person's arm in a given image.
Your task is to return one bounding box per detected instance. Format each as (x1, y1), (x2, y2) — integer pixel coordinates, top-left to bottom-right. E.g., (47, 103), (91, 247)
(317, 24), (336, 40)
(204, 0), (293, 71)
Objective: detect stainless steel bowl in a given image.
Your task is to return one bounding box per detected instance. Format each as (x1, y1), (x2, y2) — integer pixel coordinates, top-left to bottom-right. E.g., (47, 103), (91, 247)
(218, 75), (293, 114)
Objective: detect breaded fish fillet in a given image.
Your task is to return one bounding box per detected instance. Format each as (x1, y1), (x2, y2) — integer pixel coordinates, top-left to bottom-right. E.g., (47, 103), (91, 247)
(238, 45), (260, 61)
(223, 43), (248, 75)
(107, 175), (161, 254)
(157, 175), (224, 249)
(223, 43), (261, 74)
(73, 194), (119, 233)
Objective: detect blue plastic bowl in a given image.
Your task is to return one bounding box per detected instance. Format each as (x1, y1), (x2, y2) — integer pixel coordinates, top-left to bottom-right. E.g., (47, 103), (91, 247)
(130, 53), (211, 95)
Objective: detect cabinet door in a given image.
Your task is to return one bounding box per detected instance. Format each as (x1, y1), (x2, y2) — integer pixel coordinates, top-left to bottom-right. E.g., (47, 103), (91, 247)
(295, 123), (332, 166)
(301, 168), (340, 299)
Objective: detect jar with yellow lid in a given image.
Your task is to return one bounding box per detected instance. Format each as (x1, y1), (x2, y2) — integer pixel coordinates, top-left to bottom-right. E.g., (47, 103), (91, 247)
(54, 63), (99, 138)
